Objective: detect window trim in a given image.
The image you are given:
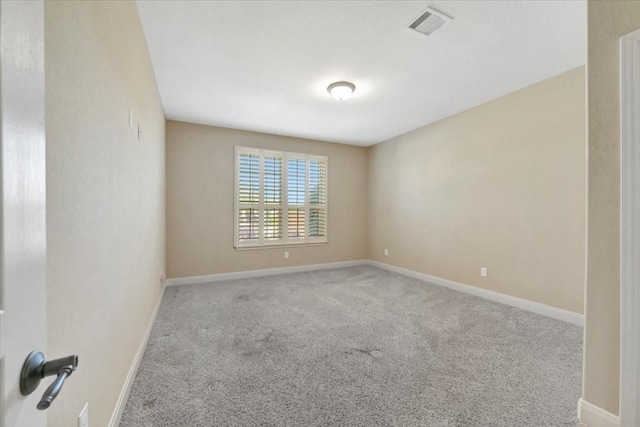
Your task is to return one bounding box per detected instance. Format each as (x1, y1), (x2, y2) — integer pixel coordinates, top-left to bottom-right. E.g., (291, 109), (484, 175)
(234, 146), (328, 249)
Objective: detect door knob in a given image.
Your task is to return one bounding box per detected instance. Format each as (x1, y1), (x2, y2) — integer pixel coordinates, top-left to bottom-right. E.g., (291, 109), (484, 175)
(20, 351), (78, 410)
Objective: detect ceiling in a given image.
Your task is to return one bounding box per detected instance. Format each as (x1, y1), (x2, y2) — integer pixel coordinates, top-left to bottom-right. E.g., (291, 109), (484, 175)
(136, 1), (585, 146)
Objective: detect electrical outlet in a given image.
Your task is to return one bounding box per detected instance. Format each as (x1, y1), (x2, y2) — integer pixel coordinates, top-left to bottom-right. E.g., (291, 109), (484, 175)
(384, 249), (389, 256)
(160, 271), (165, 284)
(78, 403), (89, 427)
(480, 267), (488, 278)
(284, 251), (289, 259)
(137, 122), (143, 140)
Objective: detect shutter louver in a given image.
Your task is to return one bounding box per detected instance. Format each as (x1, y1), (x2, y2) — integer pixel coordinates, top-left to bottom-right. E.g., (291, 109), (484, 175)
(237, 153), (260, 242)
(288, 158), (306, 206)
(264, 156), (282, 205)
(264, 208), (283, 239)
(263, 155), (283, 240)
(287, 158), (306, 239)
(238, 208), (259, 240)
(238, 154), (259, 204)
(309, 208), (326, 237)
(309, 160), (326, 205)
(288, 208), (305, 238)
(309, 159), (327, 237)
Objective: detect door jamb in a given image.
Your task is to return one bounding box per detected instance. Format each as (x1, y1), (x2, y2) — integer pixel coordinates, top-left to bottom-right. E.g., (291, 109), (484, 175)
(620, 27), (640, 427)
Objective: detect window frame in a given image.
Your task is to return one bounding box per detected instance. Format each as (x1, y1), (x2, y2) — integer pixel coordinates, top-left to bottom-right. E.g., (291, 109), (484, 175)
(234, 146), (328, 250)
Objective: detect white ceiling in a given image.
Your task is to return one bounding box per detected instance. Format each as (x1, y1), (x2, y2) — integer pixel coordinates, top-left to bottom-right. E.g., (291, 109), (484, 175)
(136, 1), (585, 146)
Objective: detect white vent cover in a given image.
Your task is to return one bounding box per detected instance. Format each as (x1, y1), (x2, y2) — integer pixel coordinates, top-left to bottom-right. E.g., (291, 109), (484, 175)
(408, 7), (453, 36)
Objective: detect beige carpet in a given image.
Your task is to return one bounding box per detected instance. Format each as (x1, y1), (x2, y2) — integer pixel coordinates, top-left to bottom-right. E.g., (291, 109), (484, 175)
(121, 266), (582, 426)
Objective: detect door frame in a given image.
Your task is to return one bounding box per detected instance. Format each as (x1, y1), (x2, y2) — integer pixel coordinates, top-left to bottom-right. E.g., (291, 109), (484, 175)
(620, 27), (640, 427)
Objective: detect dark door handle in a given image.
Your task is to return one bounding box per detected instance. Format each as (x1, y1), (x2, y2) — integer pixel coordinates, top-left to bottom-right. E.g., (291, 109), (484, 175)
(20, 351), (78, 410)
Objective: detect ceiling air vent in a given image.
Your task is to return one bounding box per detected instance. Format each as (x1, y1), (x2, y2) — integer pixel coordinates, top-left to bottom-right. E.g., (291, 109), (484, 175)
(408, 7), (453, 36)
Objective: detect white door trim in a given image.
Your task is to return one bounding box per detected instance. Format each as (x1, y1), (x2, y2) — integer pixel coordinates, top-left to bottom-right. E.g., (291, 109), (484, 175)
(620, 27), (640, 427)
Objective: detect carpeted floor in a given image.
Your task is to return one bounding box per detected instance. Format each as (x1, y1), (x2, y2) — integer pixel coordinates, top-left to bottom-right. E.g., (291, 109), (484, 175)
(120, 266), (583, 427)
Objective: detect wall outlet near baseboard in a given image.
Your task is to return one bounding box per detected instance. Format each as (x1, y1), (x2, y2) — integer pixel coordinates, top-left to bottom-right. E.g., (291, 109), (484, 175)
(480, 267), (488, 278)
(78, 403), (89, 427)
(384, 249), (389, 256)
(160, 271), (165, 284)
(284, 251), (289, 259)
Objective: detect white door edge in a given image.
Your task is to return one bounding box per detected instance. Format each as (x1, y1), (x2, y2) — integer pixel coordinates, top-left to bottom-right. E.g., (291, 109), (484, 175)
(0, 1), (48, 426)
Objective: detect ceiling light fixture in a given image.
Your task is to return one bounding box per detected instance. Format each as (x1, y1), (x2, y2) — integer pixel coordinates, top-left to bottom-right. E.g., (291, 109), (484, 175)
(327, 81), (356, 101)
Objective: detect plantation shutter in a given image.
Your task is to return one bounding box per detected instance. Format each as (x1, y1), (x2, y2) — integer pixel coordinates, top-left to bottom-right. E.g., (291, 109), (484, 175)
(237, 152), (260, 242)
(263, 154), (283, 240)
(287, 157), (306, 239)
(235, 147), (328, 248)
(308, 159), (327, 238)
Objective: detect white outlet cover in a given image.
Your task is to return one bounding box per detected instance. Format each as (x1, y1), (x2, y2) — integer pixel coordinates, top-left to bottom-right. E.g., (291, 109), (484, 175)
(384, 249), (389, 256)
(284, 251), (289, 259)
(480, 267), (488, 277)
(78, 403), (89, 427)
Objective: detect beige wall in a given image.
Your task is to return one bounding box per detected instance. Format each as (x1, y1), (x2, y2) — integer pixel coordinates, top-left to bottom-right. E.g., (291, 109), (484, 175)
(166, 121), (368, 278)
(45, 2), (166, 426)
(368, 67), (586, 314)
(583, 0), (640, 416)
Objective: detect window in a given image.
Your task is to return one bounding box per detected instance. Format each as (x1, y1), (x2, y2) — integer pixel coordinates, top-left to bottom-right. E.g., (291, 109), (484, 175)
(235, 146), (328, 248)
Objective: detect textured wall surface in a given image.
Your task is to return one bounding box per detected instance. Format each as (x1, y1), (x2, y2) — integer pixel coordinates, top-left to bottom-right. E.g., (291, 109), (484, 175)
(583, 0), (640, 415)
(368, 67), (586, 314)
(166, 121), (368, 278)
(45, 1), (166, 425)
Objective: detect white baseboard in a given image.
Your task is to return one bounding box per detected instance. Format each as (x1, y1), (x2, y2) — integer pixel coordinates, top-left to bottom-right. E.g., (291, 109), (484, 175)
(165, 259), (582, 326)
(108, 283), (166, 427)
(578, 398), (620, 427)
(367, 260), (584, 326)
(165, 260), (368, 287)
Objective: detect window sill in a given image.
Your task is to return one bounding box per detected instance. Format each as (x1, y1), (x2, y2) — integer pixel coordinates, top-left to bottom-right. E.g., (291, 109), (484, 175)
(234, 242), (327, 251)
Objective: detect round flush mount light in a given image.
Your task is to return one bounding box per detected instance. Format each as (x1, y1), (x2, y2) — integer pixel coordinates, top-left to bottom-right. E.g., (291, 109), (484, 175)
(327, 81), (356, 101)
